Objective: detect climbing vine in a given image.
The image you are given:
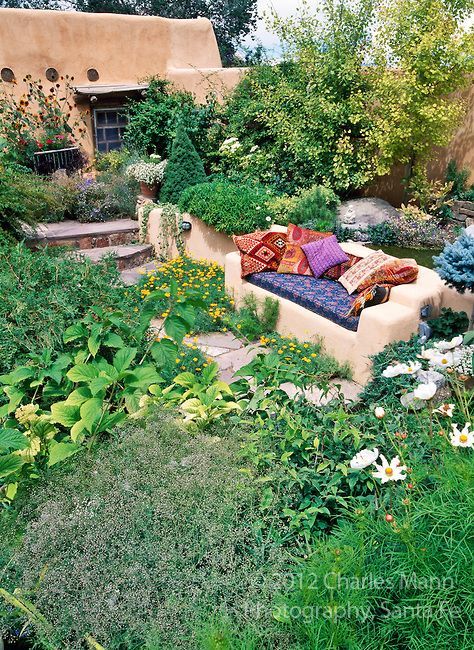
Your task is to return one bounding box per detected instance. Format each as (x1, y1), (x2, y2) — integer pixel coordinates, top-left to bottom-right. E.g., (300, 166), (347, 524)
(139, 202), (184, 260)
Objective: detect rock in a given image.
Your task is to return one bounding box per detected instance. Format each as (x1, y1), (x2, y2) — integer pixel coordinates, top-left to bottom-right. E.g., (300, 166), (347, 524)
(465, 223), (474, 235)
(338, 198), (400, 231)
(416, 369), (446, 389)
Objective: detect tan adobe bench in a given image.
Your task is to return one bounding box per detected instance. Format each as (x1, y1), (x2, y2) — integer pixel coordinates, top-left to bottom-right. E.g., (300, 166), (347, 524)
(225, 227), (445, 384)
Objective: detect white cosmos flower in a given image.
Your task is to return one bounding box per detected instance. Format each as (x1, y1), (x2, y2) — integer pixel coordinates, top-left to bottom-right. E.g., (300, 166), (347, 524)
(418, 347), (439, 361)
(450, 423), (474, 448)
(382, 363), (408, 378)
(434, 403), (455, 417)
(404, 361), (422, 375)
(429, 351), (455, 368)
(413, 382), (437, 400)
(350, 448), (379, 469)
(374, 406), (385, 419)
(373, 455), (407, 483)
(434, 335), (463, 353)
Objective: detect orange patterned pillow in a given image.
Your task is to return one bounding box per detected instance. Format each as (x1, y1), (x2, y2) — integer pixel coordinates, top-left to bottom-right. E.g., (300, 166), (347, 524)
(233, 230), (288, 278)
(357, 258), (418, 293)
(338, 250), (391, 294)
(277, 224), (332, 275)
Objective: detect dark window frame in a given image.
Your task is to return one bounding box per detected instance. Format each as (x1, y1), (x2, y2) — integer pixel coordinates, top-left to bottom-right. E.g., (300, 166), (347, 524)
(93, 106), (128, 153)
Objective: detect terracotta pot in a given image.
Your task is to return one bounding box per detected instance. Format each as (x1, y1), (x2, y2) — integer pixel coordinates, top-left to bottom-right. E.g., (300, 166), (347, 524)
(140, 181), (157, 199)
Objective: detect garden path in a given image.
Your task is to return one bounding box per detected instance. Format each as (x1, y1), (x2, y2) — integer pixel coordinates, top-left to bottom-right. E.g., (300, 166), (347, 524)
(150, 321), (361, 405)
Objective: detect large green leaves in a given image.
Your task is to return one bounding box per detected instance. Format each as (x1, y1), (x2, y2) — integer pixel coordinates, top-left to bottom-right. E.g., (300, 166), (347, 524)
(113, 347), (137, 374)
(50, 402), (81, 428)
(0, 428), (29, 451)
(47, 441), (81, 467)
(0, 454), (24, 479)
(67, 364), (99, 383)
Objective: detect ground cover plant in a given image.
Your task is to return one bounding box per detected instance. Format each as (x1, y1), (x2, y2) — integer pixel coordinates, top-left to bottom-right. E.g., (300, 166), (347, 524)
(0, 411), (287, 650)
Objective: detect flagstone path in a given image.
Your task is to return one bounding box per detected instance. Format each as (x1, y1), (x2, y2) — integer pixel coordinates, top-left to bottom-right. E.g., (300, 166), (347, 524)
(150, 321), (361, 404)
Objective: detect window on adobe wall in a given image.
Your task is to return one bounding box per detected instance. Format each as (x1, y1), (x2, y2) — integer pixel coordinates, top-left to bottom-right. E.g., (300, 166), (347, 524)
(94, 108), (128, 153)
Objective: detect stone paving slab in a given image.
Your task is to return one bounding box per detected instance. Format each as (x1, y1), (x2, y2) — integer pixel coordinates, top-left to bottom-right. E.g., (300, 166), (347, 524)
(33, 219), (138, 239)
(122, 261), (161, 286)
(192, 332), (242, 351)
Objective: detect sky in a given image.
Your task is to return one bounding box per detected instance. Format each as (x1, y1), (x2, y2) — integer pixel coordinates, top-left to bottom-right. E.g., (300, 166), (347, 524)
(243, 0), (308, 52)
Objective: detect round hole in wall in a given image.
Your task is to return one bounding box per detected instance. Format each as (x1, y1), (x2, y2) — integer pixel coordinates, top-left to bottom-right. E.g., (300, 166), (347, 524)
(1, 67), (15, 83)
(87, 68), (99, 82)
(45, 67), (59, 82)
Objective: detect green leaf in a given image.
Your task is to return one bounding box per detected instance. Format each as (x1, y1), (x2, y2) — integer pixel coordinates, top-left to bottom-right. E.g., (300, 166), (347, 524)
(65, 386), (92, 406)
(97, 411), (127, 433)
(124, 392), (141, 414)
(0, 454), (24, 479)
(50, 402), (81, 427)
(113, 347), (137, 374)
(0, 429), (29, 451)
(164, 315), (190, 345)
(70, 420), (87, 443)
(80, 398), (104, 433)
(88, 334), (101, 357)
(47, 441), (81, 467)
(8, 367), (35, 384)
(67, 364), (99, 383)
(63, 322), (88, 343)
(174, 303), (196, 329)
(89, 376), (111, 396)
(124, 366), (164, 389)
(173, 372), (197, 388)
(103, 333), (124, 348)
(150, 339), (178, 367)
(463, 331), (474, 345)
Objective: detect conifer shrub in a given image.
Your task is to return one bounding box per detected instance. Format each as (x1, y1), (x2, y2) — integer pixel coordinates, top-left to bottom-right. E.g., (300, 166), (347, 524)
(160, 123), (207, 205)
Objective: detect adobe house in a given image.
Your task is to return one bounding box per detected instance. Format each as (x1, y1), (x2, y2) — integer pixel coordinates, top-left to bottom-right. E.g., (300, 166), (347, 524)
(0, 8), (243, 155)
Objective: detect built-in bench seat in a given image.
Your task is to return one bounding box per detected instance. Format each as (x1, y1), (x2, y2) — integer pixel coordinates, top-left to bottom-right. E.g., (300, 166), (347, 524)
(247, 272), (360, 332)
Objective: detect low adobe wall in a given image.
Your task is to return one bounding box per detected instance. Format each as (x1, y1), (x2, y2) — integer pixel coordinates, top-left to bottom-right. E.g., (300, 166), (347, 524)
(144, 207), (236, 266)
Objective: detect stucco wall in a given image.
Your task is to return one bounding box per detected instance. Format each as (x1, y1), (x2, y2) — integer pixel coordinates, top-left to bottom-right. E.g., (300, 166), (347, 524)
(0, 9), (244, 153)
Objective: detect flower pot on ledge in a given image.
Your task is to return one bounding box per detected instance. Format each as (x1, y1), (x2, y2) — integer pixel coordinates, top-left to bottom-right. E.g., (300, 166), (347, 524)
(140, 181), (158, 199)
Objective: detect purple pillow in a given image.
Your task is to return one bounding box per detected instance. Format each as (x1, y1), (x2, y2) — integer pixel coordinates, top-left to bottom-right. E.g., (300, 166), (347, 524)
(301, 235), (349, 278)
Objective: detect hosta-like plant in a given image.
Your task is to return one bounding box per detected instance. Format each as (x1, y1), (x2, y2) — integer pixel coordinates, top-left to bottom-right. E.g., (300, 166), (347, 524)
(0, 282), (205, 503)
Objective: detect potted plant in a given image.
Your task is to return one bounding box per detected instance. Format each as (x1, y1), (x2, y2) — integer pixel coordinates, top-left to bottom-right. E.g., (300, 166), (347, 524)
(126, 155), (168, 199)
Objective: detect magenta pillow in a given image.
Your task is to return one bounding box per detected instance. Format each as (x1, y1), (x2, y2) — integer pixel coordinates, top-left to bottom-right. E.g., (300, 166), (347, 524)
(301, 235), (349, 278)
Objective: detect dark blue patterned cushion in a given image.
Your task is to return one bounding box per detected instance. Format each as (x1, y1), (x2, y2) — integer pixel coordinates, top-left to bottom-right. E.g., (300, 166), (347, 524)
(247, 272), (360, 331)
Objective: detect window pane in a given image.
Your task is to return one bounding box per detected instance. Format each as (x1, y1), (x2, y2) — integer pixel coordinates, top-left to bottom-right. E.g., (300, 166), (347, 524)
(106, 111), (119, 125)
(96, 112), (107, 125)
(105, 127), (119, 141)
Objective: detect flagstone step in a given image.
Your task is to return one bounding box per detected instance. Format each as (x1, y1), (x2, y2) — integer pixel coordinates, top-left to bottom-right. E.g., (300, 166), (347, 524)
(28, 219), (139, 249)
(77, 244), (153, 270)
(121, 261), (161, 286)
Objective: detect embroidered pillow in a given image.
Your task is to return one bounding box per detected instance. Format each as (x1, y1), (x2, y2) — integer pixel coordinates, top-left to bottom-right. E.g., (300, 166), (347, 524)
(233, 230), (288, 278)
(323, 253), (362, 280)
(277, 224), (331, 275)
(339, 250), (391, 294)
(357, 258), (418, 293)
(301, 235), (349, 279)
(346, 285), (391, 317)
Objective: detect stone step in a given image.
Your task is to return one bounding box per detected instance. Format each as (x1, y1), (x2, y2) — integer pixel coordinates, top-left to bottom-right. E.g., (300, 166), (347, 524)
(76, 244), (153, 270)
(28, 219), (139, 249)
(121, 261), (161, 286)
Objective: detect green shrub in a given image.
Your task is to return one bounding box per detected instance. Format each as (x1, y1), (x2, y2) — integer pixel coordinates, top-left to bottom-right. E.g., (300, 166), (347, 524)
(367, 220), (398, 246)
(228, 293), (280, 341)
(0, 165), (69, 236)
(0, 240), (137, 373)
(179, 179), (273, 235)
(0, 411), (285, 649)
(427, 307), (469, 340)
(124, 77), (218, 163)
(160, 123), (207, 205)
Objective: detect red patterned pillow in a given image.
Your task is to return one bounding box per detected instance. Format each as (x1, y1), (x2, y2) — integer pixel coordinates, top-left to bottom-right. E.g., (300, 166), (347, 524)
(323, 253), (362, 280)
(357, 258), (418, 293)
(277, 224), (332, 275)
(233, 230), (288, 278)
